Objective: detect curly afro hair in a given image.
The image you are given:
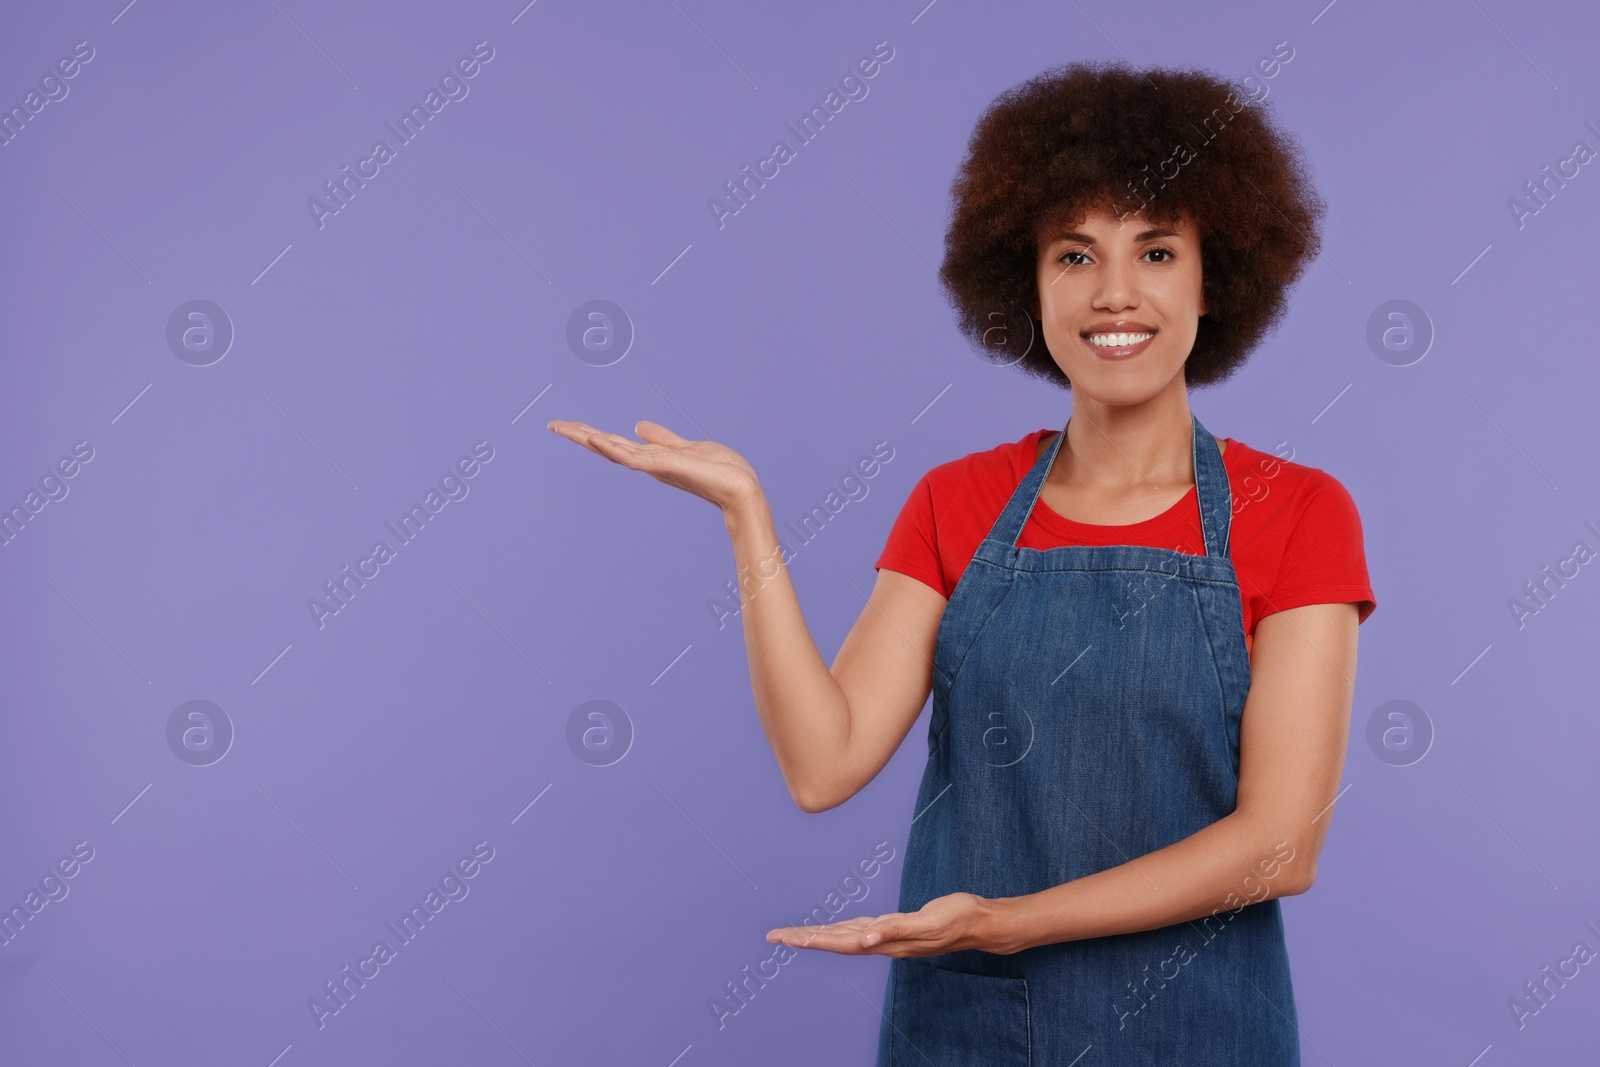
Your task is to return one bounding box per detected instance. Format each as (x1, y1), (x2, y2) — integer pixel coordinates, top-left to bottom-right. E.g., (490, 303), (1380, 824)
(939, 60), (1326, 389)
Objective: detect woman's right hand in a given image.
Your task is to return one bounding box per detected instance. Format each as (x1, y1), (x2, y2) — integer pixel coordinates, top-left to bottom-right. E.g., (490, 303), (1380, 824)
(547, 419), (763, 513)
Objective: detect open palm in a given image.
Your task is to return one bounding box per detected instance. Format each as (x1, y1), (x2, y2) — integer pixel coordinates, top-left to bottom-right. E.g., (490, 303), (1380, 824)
(547, 419), (762, 512)
(764, 893), (996, 958)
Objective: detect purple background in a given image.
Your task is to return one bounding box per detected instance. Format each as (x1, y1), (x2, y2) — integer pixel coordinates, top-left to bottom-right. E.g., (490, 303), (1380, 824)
(2, 0), (1597, 1063)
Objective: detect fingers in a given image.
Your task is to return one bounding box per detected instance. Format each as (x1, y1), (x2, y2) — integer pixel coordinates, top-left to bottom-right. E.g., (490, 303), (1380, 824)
(547, 419), (621, 451)
(549, 419), (690, 467)
(767, 914), (908, 952)
(634, 420), (693, 448)
(768, 925), (871, 954)
(548, 418), (745, 507)
(549, 419), (689, 450)
(546, 419), (594, 451)
(766, 917), (866, 944)
(585, 431), (640, 462)
(765, 918), (936, 957)
(547, 420), (652, 467)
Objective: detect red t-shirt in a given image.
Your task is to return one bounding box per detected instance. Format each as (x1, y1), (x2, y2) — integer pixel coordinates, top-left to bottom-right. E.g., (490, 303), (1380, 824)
(874, 429), (1376, 654)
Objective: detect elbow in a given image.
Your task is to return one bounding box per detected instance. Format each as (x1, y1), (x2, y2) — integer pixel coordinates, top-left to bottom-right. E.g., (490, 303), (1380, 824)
(1243, 828), (1318, 898)
(1278, 865), (1316, 897)
(789, 782), (841, 814)
(791, 789), (829, 814)
(789, 775), (860, 814)
(1274, 845), (1317, 897)
(792, 793), (843, 815)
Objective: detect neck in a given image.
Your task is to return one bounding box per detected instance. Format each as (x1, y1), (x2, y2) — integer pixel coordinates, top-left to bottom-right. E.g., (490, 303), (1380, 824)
(1057, 376), (1196, 489)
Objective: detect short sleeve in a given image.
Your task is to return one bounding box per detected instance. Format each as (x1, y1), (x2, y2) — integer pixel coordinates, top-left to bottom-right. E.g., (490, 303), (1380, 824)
(1261, 474), (1376, 623)
(874, 473), (948, 597)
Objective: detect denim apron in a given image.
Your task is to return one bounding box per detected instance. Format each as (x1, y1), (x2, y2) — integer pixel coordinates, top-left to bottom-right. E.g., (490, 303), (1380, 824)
(875, 415), (1299, 1066)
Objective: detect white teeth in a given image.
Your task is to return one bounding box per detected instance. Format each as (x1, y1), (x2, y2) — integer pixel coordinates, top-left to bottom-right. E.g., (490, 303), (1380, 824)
(1087, 332), (1153, 347)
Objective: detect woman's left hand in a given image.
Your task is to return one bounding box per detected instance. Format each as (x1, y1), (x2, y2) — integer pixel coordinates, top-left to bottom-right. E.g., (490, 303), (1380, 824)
(765, 892), (1002, 957)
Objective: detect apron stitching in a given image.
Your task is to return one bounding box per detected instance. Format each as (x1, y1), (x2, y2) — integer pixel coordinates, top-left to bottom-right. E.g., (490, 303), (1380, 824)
(935, 562), (1022, 692)
(1183, 579), (1239, 782)
(1023, 978), (1033, 1066)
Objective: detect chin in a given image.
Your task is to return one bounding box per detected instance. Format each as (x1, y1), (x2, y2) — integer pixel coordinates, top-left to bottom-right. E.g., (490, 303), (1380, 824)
(1058, 364), (1180, 408)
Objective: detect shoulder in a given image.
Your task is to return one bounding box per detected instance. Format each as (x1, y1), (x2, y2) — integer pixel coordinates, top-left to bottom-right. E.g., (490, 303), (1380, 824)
(919, 428), (1053, 498)
(879, 429), (1050, 596)
(1224, 438), (1369, 561)
(1223, 438), (1374, 620)
(1224, 439), (1360, 510)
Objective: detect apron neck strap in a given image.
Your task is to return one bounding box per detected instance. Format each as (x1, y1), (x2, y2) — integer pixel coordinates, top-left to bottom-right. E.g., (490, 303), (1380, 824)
(990, 412), (1233, 558)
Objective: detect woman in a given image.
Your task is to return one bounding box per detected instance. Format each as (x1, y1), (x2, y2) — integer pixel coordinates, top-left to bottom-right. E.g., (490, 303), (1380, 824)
(550, 61), (1373, 1066)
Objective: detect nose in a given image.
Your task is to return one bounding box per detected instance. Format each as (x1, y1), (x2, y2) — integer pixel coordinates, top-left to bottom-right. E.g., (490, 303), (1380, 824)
(1093, 254), (1139, 312)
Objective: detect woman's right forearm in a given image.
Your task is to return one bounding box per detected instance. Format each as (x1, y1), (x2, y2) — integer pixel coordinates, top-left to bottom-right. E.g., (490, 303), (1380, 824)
(722, 491), (853, 811)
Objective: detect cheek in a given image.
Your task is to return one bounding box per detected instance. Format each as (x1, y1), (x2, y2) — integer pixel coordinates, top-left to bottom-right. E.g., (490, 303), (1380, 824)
(1039, 317), (1084, 367)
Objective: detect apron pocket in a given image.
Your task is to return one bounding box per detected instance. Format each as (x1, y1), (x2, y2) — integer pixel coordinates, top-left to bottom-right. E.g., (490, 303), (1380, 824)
(889, 959), (1030, 1066)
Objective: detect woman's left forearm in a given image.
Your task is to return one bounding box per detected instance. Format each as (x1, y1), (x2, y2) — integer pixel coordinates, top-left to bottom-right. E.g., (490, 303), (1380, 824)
(978, 812), (1311, 955)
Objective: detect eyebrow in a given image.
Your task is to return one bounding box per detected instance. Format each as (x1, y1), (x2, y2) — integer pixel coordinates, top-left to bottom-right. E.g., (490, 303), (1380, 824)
(1052, 227), (1183, 244)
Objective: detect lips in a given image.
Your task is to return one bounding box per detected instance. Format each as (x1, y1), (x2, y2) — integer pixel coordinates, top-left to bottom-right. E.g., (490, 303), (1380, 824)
(1081, 322), (1157, 360)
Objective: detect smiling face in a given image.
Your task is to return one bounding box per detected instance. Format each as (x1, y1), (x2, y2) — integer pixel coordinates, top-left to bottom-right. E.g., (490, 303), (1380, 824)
(1032, 206), (1209, 408)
